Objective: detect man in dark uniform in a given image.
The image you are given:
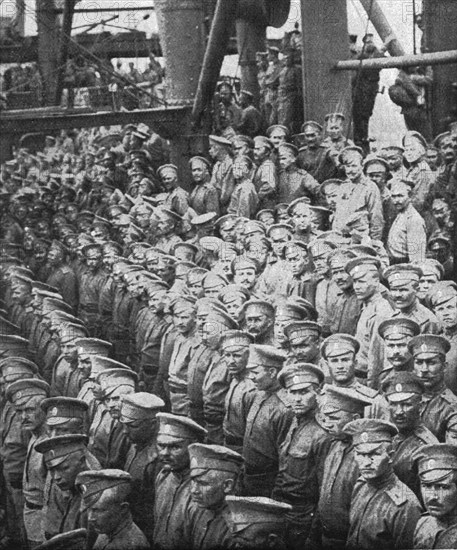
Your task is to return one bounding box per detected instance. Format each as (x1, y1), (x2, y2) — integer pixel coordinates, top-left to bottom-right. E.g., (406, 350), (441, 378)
(241, 300), (275, 345)
(209, 135), (234, 213)
(413, 443), (457, 548)
(277, 143), (319, 204)
(409, 334), (457, 442)
(236, 90), (263, 137)
(298, 121), (336, 183)
(253, 136), (277, 210)
(183, 443), (243, 549)
(344, 418), (422, 549)
(45, 240), (78, 311)
(119, 392), (164, 544)
(153, 413), (207, 550)
(273, 363), (331, 550)
(242, 344), (294, 497)
(384, 371), (438, 501)
(77, 469), (149, 550)
(264, 46), (281, 126)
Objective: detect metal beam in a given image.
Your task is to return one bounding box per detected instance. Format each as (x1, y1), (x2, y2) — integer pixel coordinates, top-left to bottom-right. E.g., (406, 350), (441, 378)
(357, 0), (405, 57)
(334, 49), (457, 71)
(0, 106), (190, 140)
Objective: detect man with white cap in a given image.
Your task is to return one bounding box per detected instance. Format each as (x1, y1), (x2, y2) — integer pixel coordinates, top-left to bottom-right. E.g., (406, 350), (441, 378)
(153, 413), (207, 550)
(409, 334), (457, 442)
(272, 363), (330, 550)
(413, 443), (457, 548)
(119, 392), (164, 544)
(183, 443), (243, 549)
(344, 418), (422, 549)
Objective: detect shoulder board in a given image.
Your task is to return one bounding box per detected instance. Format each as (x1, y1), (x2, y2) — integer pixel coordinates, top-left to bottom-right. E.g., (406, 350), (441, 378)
(386, 483), (408, 506)
(414, 425), (439, 445)
(442, 389), (457, 405)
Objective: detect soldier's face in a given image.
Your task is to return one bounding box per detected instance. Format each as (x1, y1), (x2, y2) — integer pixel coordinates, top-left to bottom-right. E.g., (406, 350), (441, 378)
(278, 151), (295, 171)
(191, 163), (207, 183)
(330, 261), (352, 291)
(47, 247), (64, 266)
(403, 138), (425, 164)
(219, 224), (236, 243)
(196, 308), (211, 338)
(11, 283), (30, 305)
(122, 417), (156, 445)
(247, 365), (277, 391)
(288, 386), (317, 417)
(440, 138), (456, 163)
(51, 453), (84, 491)
(254, 144), (268, 162)
(354, 442), (392, 481)
(160, 170), (177, 190)
(434, 297), (457, 329)
(274, 314), (295, 346)
(383, 152), (402, 171)
(417, 273), (439, 300)
(86, 251), (102, 271)
(343, 158), (363, 181)
(204, 284), (225, 298)
(147, 290), (165, 313)
(327, 122), (343, 140)
(88, 494), (124, 534)
(157, 434), (190, 471)
(246, 244), (269, 267)
(366, 166), (387, 188)
(323, 184), (341, 211)
(426, 149), (440, 170)
(233, 141), (250, 157)
(234, 268), (256, 290)
(351, 271), (378, 302)
(312, 254), (330, 278)
(173, 309), (196, 335)
(223, 344), (249, 376)
(318, 408), (355, 436)
(269, 131), (287, 149)
(429, 243), (449, 265)
(245, 309), (272, 338)
(384, 338), (412, 369)
(258, 212), (275, 227)
(289, 337), (319, 363)
(105, 387), (134, 419)
(414, 353), (445, 390)
(285, 248), (307, 276)
(388, 394), (421, 431)
(304, 129), (320, 148)
(269, 229), (290, 257)
(60, 340), (77, 359)
(432, 201), (450, 225)
(77, 355), (93, 379)
(290, 204), (311, 232)
(326, 351), (356, 384)
(390, 282), (416, 310)
(190, 470), (233, 509)
(223, 296), (245, 320)
(422, 474), (457, 519)
(16, 396), (46, 431)
(391, 184), (410, 212)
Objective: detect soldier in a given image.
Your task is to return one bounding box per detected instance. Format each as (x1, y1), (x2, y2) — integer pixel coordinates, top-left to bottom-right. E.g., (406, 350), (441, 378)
(96, 367), (137, 469)
(385, 264), (439, 332)
(45, 240), (78, 311)
(387, 179), (427, 263)
(256, 51), (269, 122)
(209, 135), (234, 213)
(157, 164), (189, 217)
(227, 155), (259, 219)
(315, 386), (373, 550)
(222, 330), (256, 453)
(6, 378), (50, 547)
(35, 434), (92, 534)
(322, 113), (354, 160)
(381, 145), (406, 180)
(188, 156), (220, 216)
(153, 208), (183, 254)
(51, 323), (88, 397)
(383, 372), (438, 501)
(119, 392), (164, 543)
(264, 46), (281, 126)
(428, 281), (457, 394)
(413, 444), (457, 548)
(283, 321), (321, 367)
(237, 90), (263, 137)
(345, 256), (394, 387)
(226, 495), (292, 549)
(283, 241), (317, 304)
(241, 300), (275, 345)
(416, 259), (443, 305)
(273, 363), (331, 549)
(277, 49), (303, 133)
(277, 143), (319, 204)
(154, 413), (207, 550)
(334, 146), (384, 240)
(77, 469), (149, 550)
(434, 132), (457, 204)
(377, 317), (421, 386)
(242, 344), (294, 497)
(273, 298), (317, 348)
(409, 334), (457, 442)
(184, 443), (243, 549)
(327, 249), (361, 335)
(77, 244), (107, 338)
(253, 136), (277, 210)
(344, 418), (422, 550)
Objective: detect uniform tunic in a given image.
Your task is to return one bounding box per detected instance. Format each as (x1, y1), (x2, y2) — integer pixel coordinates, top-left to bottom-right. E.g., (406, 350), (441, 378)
(183, 502), (232, 550)
(330, 288), (360, 335)
(414, 514), (457, 549)
(227, 180), (259, 219)
(273, 414), (332, 535)
(253, 158), (277, 210)
(78, 268), (107, 337)
(278, 165), (319, 204)
(443, 325), (457, 395)
(164, 186), (190, 217)
(202, 356), (230, 445)
(187, 341), (217, 426)
(243, 386), (294, 497)
(154, 468), (192, 550)
(46, 264), (78, 310)
(387, 203), (427, 262)
(392, 299), (440, 333)
(168, 332), (198, 415)
(210, 156), (234, 211)
(297, 145), (336, 183)
(189, 182), (220, 216)
(347, 472), (422, 550)
(23, 432), (48, 543)
(317, 437), (359, 548)
(109, 286), (135, 363)
(391, 424), (438, 501)
(93, 513), (149, 550)
(420, 384), (457, 441)
(223, 374), (257, 453)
